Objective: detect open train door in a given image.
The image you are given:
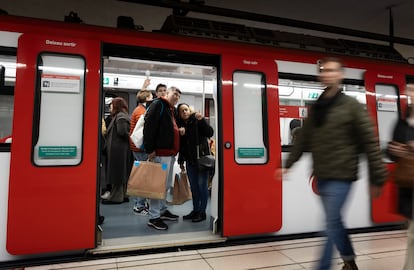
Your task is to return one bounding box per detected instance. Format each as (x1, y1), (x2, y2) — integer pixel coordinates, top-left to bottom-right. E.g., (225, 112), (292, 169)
(220, 54), (282, 236)
(365, 69), (406, 223)
(7, 33), (101, 254)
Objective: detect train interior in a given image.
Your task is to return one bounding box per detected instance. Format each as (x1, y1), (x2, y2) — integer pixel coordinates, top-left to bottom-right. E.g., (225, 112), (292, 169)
(97, 47), (223, 251)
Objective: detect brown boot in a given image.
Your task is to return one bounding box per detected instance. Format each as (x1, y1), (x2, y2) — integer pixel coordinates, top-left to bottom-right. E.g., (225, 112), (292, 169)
(342, 260), (358, 270)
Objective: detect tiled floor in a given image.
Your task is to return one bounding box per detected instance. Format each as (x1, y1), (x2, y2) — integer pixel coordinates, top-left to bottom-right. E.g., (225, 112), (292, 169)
(25, 230), (408, 270)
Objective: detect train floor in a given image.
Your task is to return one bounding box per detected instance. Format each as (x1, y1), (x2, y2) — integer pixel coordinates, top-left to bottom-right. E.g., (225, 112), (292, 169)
(99, 194), (210, 239)
(24, 229), (408, 270)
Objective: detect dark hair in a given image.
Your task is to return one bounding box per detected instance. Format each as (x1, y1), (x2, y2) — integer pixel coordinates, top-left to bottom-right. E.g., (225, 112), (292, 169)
(155, 83), (167, 92)
(177, 103), (190, 118)
(318, 57), (344, 70)
(176, 103), (191, 126)
(111, 97), (128, 115)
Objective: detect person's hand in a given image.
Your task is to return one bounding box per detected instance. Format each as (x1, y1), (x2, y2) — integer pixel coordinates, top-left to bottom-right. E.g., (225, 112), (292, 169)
(142, 78), (150, 90)
(387, 141), (408, 158)
(370, 184), (382, 198)
(179, 127), (185, 136)
(274, 168), (288, 181)
(148, 151), (156, 161)
(195, 111), (203, 120)
(407, 140), (414, 152)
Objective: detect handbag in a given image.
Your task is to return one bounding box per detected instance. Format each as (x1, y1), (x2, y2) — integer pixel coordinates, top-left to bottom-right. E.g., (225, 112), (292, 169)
(197, 146), (215, 171)
(195, 120), (215, 172)
(126, 160), (167, 199)
(393, 156), (414, 187)
(170, 171), (192, 205)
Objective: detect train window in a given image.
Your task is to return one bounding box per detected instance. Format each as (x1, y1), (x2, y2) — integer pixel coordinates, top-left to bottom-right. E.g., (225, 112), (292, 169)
(233, 71), (268, 164)
(375, 84), (399, 156)
(32, 53), (85, 166)
(0, 95), (13, 145)
(279, 78), (367, 147)
(0, 54), (15, 146)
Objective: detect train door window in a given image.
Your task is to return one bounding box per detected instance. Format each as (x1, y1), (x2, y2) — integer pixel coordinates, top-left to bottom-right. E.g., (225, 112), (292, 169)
(375, 84), (399, 155)
(0, 54), (15, 145)
(33, 53), (85, 166)
(279, 79), (323, 146)
(279, 78), (367, 147)
(233, 71), (268, 164)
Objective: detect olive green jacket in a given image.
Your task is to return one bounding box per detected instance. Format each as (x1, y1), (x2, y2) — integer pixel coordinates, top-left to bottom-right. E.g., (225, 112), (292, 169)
(284, 93), (387, 186)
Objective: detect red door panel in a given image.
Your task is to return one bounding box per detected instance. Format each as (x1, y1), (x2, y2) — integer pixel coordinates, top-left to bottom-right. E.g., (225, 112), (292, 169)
(7, 34), (101, 254)
(221, 54), (282, 236)
(365, 70), (406, 223)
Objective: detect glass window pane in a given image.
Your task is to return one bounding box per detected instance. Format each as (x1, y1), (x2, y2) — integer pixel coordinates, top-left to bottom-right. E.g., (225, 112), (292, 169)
(375, 84), (399, 157)
(33, 54), (85, 166)
(233, 71), (268, 164)
(0, 55), (15, 144)
(279, 78), (367, 147)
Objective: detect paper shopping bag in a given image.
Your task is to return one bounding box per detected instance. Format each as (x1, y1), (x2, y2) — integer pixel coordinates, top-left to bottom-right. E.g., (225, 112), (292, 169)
(126, 161), (167, 199)
(393, 156), (414, 187)
(171, 172), (192, 205)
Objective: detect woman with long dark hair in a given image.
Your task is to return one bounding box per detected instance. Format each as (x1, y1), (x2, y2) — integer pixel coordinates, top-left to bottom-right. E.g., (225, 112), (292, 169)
(177, 103), (214, 222)
(102, 97), (132, 204)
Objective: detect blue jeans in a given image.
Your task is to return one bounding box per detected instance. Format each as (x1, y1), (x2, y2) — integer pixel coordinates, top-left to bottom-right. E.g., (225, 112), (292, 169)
(132, 151), (148, 208)
(317, 179), (355, 270)
(186, 162), (209, 213)
(148, 156), (175, 219)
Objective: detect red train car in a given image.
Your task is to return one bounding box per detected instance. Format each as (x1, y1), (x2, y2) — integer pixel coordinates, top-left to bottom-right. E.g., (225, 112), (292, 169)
(0, 13), (411, 265)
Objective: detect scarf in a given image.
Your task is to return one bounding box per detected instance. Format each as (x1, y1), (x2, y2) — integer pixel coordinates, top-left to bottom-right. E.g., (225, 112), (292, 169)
(312, 89), (343, 127)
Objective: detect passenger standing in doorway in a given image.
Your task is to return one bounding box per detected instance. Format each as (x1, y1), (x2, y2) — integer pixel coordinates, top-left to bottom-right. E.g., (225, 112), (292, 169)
(154, 83), (167, 98)
(275, 57), (387, 270)
(153, 82), (177, 197)
(102, 97), (132, 204)
(129, 79), (153, 215)
(177, 103), (214, 222)
(143, 86), (182, 230)
(387, 83), (414, 270)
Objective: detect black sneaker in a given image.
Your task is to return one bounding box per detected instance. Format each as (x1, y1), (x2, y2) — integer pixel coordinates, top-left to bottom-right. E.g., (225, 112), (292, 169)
(98, 215), (105, 225)
(192, 212), (206, 223)
(183, 211), (198, 220)
(160, 210), (179, 221)
(342, 260), (358, 270)
(133, 206), (149, 216)
(148, 218), (168, 230)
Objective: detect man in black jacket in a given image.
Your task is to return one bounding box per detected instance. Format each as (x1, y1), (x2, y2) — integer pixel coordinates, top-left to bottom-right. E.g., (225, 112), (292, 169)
(143, 86), (181, 230)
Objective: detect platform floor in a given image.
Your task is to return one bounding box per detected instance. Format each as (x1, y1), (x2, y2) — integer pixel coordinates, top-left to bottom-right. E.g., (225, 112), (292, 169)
(24, 229), (409, 270)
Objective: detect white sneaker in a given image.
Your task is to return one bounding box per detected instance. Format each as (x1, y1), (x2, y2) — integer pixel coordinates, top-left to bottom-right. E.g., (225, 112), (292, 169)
(101, 191), (110, 200)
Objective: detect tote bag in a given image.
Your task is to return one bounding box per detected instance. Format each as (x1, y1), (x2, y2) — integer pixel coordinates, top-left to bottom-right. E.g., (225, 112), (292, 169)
(130, 113), (145, 148)
(126, 161), (167, 199)
(170, 172), (192, 205)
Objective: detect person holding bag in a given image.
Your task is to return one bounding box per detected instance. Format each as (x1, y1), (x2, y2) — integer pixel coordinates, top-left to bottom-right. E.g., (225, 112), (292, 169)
(177, 103), (214, 222)
(387, 83), (414, 270)
(129, 81), (153, 216)
(143, 86), (182, 230)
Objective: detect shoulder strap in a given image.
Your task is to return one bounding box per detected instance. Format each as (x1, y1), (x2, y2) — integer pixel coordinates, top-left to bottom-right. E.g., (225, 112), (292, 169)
(146, 98), (164, 116)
